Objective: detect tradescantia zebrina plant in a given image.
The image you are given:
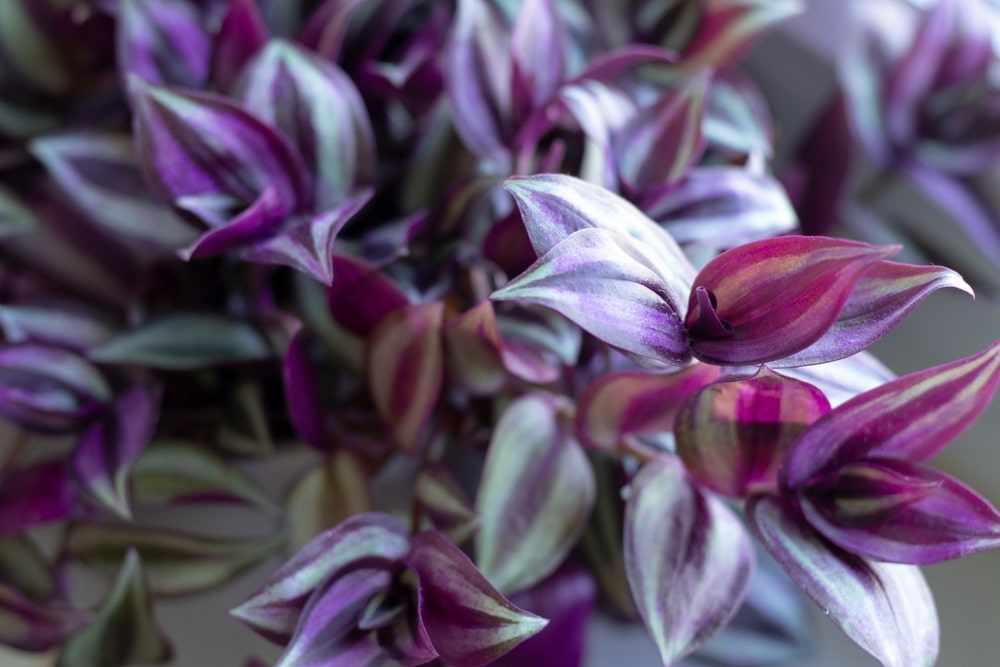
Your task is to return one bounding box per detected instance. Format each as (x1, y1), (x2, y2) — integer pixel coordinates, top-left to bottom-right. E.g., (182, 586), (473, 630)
(1, 0), (1000, 666)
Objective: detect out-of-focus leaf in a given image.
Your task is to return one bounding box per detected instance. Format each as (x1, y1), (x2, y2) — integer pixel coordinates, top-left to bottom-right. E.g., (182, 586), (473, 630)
(89, 314), (271, 369)
(0, 581), (90, 652)
(242, 189), (371, 286)
(746, 495), (938, 667)
(117, 0), (210, 89)
(615, 69), (710, 193)
(235, 39), (376, 210)
(73, 385), (161, 519)
(285, 450), (371, 552)
(408, 530), (548, 666)
(211, 0), (269, 91)
(230, 512), (411, 643)
(510, 0), (565, 117)
(327, 253), (410, 337)
(575, 363), (719, 452)
(367, 302), (445, 452)
(624, 456), (755, 665)
(444, 300), (507, 396)
(56, 550), (171, 667)
(0, 343), (111, 433)
(215, 380), (275, 456)
(0, 302), (116, 351)
(0, 535), (55, 600)
(476, 393), (595, 594)
(681, 0), (802, 69)
(645, 167), (797, 248)
(31, 133), (197, 249)
(415, 465), (479, 545)
(66, 524), (284, 596)
(579, 457), (636, 618)
(0, 461), (74, 535)
(0, 185), (38, 238)
(445, 0), (512, 160)
(131, 440), (276, 512)
(495, 305), (581, 383)
(131, 79), (308, 255)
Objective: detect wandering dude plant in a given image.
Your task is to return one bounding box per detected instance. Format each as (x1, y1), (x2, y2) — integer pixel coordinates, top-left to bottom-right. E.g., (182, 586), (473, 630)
(2, 0), (1000, 666)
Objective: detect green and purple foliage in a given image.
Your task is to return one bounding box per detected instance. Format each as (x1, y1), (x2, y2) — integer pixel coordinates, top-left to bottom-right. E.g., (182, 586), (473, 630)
(1, 1), (1000, 666)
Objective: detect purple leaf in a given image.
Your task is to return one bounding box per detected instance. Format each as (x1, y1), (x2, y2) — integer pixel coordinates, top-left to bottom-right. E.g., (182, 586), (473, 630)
(786, 91), (853, 236)
(0, 581), (89, 652)
(273, 566), (412, 667)
(783, 339), (1000, 488)
(231, 512), (411, 643)
(800, 458), (1000, 564)
(686, 236), (896, 365)
(327, 253), (410, 337)
(777, 259), (973, 367)
(510, 0), (565, 119)
(445, 0), (512, 160)
(745, 495), (938, 667)
(675, 367), (830, 497)
(624, 456), (755, 665)
(644, 166), (798, 248)
(903, 162), (1000, 265)
(503, 174), (696, 294)
(131, 79), (308, 245)
(283, 329), (327, 450)
(242, 189), (372, 285)
(882, 0), (955, 148)
(0, 461), (74, 534)
(73, 384), (162, 519)
(366, 303), (444, 452)
(492, 228), (690, 365)
(615, 69), (710, 193)
(297, 0), (370, 61)
(235, 39), (377, 210)
(489, 564), (596, 667)
(117, 0), (211, 90)
(30, 133), (198, 250)
(681, 0), (801, 69)
(703, 69), (774, 158)
(211, 0), (270, 91)
(408, 530), (548, 667)
(574, 363), (720, 452)
(0, 344), (111, 433)
(476, 393), (595, 594)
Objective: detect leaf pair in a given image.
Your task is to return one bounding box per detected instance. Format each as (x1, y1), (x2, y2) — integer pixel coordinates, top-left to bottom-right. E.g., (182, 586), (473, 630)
(493, 174), (971, 367)
(231, 512), (547, 667)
